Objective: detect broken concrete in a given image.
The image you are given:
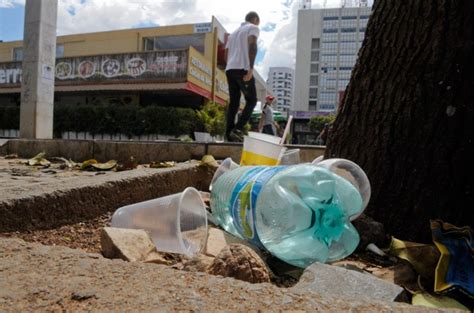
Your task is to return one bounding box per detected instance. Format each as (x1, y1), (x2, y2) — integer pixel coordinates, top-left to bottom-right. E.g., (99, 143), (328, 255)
(291, 262), (404, 303)
(100, 227), (156, 262)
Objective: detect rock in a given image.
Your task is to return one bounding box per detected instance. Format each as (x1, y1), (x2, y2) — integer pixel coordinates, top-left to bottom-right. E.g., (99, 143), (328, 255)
(182, 254), (215, 272)
(100, 227), (155, 262)
(71, 291), (97, 301)
(291, 262), (403, 302)
(205, 227), (255, 258)
(207, 244), (270, 284)
(352, 214), (388, 250)
(143, 251), (172, 265)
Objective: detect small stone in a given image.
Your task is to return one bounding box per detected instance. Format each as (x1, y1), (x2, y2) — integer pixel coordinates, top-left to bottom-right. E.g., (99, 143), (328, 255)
(71, 291), (97, 301)
(143, 251), (172, 265)
(207, 244), (270, 284)
(100, 227), (155, 262)
(182, 254), (214, 272)
(352, 214), (388, 250)
(204, 227), (260, 258)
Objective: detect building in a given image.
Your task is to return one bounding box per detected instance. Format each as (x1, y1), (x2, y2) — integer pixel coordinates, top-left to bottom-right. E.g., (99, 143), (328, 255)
(293, 6), (371, 112)
(266, 67), (294, 112)
(0, 17), (271, 112)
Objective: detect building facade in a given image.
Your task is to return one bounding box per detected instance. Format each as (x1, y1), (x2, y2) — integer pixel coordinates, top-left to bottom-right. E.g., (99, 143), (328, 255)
(293, 6), (371, 112)
(266, 66), (294, 112)
(0, 18), (270, 110)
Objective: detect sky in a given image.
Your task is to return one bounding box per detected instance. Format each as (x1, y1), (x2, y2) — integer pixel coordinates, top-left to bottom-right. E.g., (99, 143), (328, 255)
(1, 0), (351, 79)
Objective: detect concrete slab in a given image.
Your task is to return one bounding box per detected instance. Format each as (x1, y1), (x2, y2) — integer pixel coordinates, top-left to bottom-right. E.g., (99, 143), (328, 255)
(0, 157), (213, 232)
(0, 238), (441, 312)
(92, 141), (206, 163)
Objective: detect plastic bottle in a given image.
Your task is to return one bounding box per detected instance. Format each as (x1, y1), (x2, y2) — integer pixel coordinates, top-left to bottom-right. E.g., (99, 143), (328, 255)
(211, 162), (368, 268)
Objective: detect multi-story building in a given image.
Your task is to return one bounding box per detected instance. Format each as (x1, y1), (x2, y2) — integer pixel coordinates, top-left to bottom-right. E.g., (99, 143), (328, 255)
(293, 6), (371, 112)
(0, 18), (270, 110)
(266, 67), (294, 112)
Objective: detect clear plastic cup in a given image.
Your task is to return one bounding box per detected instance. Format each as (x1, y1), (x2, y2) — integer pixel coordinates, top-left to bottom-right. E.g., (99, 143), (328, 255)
(312, 155), (324, 164)
(209, 157), (239, 191)
(315, 158), (371, 220)
(111, 187), (207, 256)
(279, 149), (301, 165)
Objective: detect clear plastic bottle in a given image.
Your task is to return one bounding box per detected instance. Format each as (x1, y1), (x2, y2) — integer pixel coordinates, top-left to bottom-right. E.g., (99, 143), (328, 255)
(211, 163), (366, 268)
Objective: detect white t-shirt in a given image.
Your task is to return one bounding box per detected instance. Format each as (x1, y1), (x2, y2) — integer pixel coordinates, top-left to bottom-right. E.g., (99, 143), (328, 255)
(225, 22), (260, 71)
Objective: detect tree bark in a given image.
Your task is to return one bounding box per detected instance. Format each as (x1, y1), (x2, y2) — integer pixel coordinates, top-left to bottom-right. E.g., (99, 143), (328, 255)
(325, 1), (474, 242)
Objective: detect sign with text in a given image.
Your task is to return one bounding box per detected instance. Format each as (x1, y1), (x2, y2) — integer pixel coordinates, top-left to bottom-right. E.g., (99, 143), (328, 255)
(194, 22), (212, 33)
(186, 46), (212, 98)
(214, 68), (229, 103)
(0, 50), (189, 87)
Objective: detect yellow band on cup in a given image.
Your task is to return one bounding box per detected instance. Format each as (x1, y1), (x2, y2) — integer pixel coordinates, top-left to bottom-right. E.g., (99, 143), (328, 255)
(240, 150), (279, 166)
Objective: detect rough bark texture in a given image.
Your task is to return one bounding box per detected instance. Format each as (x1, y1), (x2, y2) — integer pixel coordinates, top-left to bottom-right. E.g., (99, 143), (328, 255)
(325, 1), (474, 242)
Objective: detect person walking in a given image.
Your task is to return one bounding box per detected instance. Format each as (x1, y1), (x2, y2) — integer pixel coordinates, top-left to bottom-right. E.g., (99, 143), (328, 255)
(224, 11), (260, 142)
(259, 95), (279, 135)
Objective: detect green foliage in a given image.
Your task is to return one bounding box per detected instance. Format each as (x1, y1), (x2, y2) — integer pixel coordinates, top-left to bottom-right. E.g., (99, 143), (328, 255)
(309, 115), (335, 135)
(196, 101), (226, 137)
(0, 103), (201, 137)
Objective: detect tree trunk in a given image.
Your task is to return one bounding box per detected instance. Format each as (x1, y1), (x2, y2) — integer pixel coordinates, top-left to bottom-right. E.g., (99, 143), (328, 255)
(325, 1), (474, 242)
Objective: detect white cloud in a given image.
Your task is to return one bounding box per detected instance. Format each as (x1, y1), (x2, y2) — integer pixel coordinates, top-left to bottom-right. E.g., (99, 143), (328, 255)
(0, 0), (24, 8)
(4, 0), (370, 79)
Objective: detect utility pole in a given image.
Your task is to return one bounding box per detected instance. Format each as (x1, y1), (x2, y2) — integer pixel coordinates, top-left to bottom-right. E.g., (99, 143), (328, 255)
(20, 0), (58, 139)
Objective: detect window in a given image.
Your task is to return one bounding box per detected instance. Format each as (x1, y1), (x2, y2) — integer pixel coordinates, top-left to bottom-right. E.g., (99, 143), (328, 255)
(309, 88), (318, 98)
(341, 28), (357, 33)
(13, 44), (64, 61)
(13, 47), (23, 61)
(309, 75), (318, 86)
(144, 38), (154, 51)
(323, 16), (338, 21)
(310, 64), (319, 73)
(323, 28), (338, 33)
(56, 44), (64, 58)
(310, 51), (319, 62)
(311, 38), (320, 49)
(341, 16), (357, 20)
(309, 101), (317, 111)
(144, 34), (206, 53)
(360, 15), (370, 19)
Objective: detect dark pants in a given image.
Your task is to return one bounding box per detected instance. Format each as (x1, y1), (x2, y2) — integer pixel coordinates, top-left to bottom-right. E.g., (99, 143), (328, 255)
(225, 69), (257, 138)
(262, 124), (274, 135)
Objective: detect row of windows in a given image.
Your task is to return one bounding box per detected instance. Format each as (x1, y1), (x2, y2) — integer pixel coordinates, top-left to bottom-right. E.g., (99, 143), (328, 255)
(144, 34), (205, 53)
(323, 28), (366, 33)
(13, 45), (65, 61)
(323, 15), (370, 21)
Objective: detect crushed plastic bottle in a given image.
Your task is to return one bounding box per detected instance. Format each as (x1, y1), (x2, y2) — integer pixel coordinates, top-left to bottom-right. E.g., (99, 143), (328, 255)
(211, 161), (370, 268)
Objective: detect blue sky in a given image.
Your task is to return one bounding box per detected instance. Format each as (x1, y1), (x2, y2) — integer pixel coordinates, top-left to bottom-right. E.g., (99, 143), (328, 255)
(0, 4), (24, 42)
(0, 0), (346, 77)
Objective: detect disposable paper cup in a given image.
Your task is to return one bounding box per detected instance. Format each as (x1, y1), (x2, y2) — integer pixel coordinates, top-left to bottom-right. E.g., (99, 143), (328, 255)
(111, 187), (207, 256)
(279, 149), (301, 165)
(241, 135), (287, 166)
(209, 157), (239, 191)
(248, 131), (281, 144)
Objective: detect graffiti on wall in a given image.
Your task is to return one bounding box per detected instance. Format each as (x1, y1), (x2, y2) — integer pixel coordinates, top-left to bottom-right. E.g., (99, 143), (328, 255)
(55, 50), (188, 82)
(0, 50), (188, 86)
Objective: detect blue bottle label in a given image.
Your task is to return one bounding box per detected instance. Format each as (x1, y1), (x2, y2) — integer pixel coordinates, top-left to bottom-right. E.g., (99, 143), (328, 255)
(229, 166), (287, 247)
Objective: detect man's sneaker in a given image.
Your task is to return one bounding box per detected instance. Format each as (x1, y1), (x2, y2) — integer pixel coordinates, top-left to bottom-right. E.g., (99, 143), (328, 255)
(228, 129), (244, 142)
